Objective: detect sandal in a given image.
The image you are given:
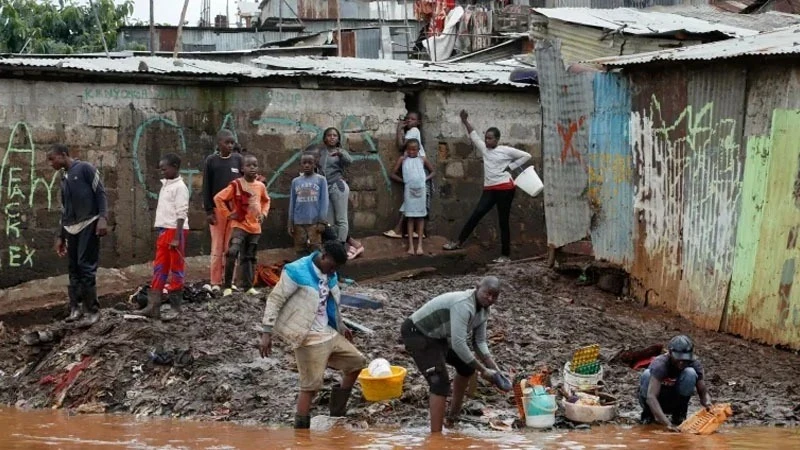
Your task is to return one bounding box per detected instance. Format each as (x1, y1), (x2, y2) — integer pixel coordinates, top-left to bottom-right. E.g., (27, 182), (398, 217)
(442, 242), (462, 251)
(347, 244), (365, 260)
(383, 230), (402, 239)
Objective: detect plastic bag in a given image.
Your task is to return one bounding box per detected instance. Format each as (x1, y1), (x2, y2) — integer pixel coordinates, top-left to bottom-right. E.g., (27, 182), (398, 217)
(367, 358), (392, 377)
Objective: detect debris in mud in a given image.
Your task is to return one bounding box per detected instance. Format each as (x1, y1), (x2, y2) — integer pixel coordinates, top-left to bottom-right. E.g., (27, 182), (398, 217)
(0, 268), (798, 429)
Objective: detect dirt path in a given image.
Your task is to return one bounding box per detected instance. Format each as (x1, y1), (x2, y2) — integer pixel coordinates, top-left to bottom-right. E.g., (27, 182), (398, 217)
(0, 262), (798, 429)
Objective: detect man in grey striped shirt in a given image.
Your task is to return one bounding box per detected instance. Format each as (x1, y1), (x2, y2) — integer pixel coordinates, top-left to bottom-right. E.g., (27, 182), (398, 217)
(401, 276), (510, 432)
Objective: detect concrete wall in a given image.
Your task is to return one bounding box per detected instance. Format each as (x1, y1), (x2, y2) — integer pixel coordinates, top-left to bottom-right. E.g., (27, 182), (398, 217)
(420, 90), (545, 256)
(0, 79), (543, 288)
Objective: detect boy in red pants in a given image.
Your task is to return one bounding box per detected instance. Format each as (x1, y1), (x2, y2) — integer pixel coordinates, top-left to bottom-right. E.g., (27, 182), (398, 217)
(138, 153), (190, 320)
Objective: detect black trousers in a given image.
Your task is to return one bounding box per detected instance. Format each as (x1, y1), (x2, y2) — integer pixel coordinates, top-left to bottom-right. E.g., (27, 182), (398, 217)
(66, 221), (100, 313)
(401, 318), (475, 396)
(225, 228), (260, 290)
(457, 189), (516, 256)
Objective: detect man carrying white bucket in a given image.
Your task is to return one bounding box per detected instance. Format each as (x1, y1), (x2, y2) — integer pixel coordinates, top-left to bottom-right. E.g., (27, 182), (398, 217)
(401, 276), (512, 432)
(442, 110), (533, 263)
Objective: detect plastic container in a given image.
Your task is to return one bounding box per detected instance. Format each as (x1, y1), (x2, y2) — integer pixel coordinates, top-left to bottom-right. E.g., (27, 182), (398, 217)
(678, 403), (733, 435)
(357, 366), (407, 402)
(563, 361), (604, 393)
(514, 166), (544, 197)
(561, 399), (617, 423)
(526, 413), (556, 428)
(523, 392), (557, 428)
(525, 393), (557, 416)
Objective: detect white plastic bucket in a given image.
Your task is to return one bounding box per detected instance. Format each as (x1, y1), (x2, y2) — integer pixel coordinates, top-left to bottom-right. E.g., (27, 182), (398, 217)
(563, 361), (604, 393)
(514, 166), (544, 197)
(526, 413), (556, 428)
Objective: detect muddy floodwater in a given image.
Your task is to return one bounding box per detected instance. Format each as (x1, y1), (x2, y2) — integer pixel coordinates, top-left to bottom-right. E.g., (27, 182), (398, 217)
(2, 408), (799, 450)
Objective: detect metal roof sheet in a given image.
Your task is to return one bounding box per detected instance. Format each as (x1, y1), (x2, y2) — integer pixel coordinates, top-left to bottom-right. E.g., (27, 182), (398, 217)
(588, 24), (800, 66)
(533, 7), (760, 37)
(645, 6), (800, 32)
(250, 56), (528, 86)
(0, 55), (529, 87)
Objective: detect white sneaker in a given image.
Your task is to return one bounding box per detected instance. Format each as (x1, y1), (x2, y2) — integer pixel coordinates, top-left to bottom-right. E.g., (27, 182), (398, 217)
(492, 256), (512, 263)
(232, 284), (239, 292)
(222, 288), (233, 297)
(210, 285), (221, 293)
(245, 288), (260, 296)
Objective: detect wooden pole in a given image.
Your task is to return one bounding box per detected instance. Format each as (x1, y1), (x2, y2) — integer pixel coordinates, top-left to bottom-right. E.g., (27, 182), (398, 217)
(149, 0), (155, 54)
(172, 0), (189, 59)
(88, 0), (110, 56)
(279, 0), (284, 40)
(337, 1), (342, 57)
(174, 0), (190, 59)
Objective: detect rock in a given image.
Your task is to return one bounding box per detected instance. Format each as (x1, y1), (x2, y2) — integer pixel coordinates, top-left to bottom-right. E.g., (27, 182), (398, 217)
(75, 402), (107, 414)
(214, 384), (232, 403)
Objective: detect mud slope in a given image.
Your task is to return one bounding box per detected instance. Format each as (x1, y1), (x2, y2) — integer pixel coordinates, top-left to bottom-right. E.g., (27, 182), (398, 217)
(0, 263), (798, 428)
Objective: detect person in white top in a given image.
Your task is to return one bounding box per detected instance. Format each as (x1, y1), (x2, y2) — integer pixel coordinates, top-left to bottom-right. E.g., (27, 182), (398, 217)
(384, 111), (430, 239)
(443, 110), (531, 263)
(136, 153), (190, 320)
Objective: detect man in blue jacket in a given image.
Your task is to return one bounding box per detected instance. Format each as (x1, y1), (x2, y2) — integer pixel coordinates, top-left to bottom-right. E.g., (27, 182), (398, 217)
(259, 240), (365, 429)
(48, 144), (108, 325)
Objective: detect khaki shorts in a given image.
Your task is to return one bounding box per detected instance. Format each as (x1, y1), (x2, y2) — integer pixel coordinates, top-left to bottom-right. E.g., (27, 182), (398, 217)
(292, 224), (324, 254)
(294, 334), (367, 391)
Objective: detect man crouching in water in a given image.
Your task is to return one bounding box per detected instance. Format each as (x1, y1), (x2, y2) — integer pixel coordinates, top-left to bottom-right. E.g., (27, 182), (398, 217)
(401, 276), (511, 432)
(639, 334), (712, 431)
(259, 240), (366, 429)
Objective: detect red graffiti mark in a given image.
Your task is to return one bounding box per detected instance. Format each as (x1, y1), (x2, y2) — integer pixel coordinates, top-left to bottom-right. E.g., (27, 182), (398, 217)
(557, 116), (586, 163)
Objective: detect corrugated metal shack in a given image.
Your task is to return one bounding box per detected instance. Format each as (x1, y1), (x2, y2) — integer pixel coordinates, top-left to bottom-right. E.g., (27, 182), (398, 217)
(535, 26), (800, 349)
(530, 7), (764, 63)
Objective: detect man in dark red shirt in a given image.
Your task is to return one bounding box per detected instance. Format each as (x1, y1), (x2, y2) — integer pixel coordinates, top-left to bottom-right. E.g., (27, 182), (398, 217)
(638, 335), (712, 430)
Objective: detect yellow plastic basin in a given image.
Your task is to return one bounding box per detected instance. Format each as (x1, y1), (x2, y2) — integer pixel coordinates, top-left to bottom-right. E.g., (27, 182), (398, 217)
(357, 366), (407, 402)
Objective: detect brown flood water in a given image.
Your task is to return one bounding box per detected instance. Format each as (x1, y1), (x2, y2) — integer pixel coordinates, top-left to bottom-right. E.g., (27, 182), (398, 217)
(1, 408), (798, 450)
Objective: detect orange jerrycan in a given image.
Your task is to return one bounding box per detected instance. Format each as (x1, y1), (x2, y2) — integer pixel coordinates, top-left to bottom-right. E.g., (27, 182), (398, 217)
(678, 403), (733, 435)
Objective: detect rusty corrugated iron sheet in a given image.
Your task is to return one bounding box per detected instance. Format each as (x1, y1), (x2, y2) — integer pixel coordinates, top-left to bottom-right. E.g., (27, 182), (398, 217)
(534, 19), (699, 64)
(535, 40), (592, 247)
(588, 72), (634, 268)
(675, 65), (747, 330)
(725, 109), (800, 347)
(628, 69), (688, 311)
(533, 7), (758, 37)
(647, 6), (800, 32)
(298, 0), (340, 19)
(590, 24), (800, 66)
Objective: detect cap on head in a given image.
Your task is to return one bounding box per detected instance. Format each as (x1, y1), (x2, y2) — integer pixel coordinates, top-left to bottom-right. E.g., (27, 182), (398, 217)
(668, 335), (695, 361)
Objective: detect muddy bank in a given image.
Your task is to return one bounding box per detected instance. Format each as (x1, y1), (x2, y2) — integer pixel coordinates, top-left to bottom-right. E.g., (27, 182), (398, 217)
(0, 262), (798, 429)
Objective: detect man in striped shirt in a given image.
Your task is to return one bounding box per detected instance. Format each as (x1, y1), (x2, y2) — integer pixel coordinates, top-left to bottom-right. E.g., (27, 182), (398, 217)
(401, 276), (511, 432)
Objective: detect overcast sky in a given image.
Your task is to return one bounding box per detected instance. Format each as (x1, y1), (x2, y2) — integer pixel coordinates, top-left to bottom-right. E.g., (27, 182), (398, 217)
(78, 1), (249, 25)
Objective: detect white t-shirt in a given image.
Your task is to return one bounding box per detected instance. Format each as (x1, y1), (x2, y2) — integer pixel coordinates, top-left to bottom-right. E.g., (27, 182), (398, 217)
(405, 127), (426, 157)
(469, 130), (531, 188)
(303, 262), (337, 346)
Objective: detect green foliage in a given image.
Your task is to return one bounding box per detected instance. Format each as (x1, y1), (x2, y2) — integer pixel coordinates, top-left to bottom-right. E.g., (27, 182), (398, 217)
(0, 0), (134, 54)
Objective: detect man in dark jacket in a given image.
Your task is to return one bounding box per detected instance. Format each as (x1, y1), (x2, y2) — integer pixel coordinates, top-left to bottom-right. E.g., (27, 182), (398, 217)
(48, 144), (108, 325)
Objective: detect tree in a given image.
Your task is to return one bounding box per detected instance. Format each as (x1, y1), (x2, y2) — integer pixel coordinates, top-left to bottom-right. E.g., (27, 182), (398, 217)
(0, 0), (134, 54)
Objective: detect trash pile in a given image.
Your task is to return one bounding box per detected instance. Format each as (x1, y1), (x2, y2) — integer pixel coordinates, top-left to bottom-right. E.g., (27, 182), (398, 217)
(0, 263), (798, 428)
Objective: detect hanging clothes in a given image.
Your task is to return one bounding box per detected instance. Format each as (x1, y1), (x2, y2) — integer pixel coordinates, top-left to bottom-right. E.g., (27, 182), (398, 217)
(422, 5), (464, 61)
(472, 7), (493, 51)
(456, 6), (474, 55)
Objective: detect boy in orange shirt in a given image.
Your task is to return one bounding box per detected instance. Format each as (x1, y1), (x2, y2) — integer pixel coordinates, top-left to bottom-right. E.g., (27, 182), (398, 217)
(214, 154), (271, 297)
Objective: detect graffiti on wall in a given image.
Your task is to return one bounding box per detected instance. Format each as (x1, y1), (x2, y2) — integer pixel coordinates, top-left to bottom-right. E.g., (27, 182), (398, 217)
(557, 116), (586, 163)
(0, 122), (60, 271)
(83, 85), (304, 110)
(630, 95), (743, 304)
(133, 113), (392, 201)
